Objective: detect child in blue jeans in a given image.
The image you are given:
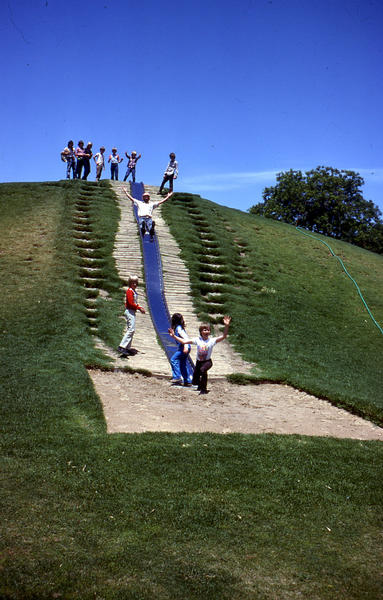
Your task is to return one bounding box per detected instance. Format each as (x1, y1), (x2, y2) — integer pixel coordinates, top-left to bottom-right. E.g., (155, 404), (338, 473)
(108, 148), (123, 180)
(169, 315), (231, 394)
(169, 313), (192, 386)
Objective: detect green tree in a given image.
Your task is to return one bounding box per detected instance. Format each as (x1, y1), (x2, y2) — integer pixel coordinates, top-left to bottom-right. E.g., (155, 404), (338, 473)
(250, 166), (383, 253)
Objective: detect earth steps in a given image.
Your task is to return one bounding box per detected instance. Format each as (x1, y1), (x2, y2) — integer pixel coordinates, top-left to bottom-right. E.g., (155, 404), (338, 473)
(99, 182), (253, 377)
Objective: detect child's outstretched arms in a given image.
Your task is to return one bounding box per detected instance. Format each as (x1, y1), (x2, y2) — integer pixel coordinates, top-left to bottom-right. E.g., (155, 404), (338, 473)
(157, 191), (173, 206)
(168, 328), (192, 345)
(216, 315), (231, 343)
(122, 187), (135, 202)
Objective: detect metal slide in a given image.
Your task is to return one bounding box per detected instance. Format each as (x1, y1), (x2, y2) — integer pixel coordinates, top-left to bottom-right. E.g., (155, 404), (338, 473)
(130, 182), (194, 378)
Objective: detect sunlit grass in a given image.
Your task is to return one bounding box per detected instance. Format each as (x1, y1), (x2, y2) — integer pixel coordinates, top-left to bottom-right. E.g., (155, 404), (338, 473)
(162, 192), (383, 423)
(0, 182), (382, 600)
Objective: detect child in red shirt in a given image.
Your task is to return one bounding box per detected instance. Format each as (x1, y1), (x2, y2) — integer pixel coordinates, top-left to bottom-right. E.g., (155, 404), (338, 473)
(117, 276), (145, 356)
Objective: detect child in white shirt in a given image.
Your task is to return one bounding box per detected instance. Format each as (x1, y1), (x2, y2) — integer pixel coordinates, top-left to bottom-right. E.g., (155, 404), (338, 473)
(93, 146), (105, 181)
(122, 188), (173, 239)
(158, 152), (178, 194)
(169, 315), (231, 394)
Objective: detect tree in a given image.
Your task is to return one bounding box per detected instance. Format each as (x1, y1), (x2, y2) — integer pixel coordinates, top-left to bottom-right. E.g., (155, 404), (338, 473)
(249, 166), (383, 253)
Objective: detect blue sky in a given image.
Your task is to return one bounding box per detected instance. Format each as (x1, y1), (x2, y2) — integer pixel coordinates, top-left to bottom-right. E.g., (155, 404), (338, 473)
(1, 0), (382, 214)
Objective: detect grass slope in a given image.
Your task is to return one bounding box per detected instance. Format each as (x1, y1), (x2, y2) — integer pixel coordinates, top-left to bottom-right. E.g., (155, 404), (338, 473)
(0, 182), (382, 600)
(162, 193), (383, 423)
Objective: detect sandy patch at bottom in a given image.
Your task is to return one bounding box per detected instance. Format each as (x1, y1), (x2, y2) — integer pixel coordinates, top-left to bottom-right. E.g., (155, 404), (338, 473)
(89, 370), (383, 440)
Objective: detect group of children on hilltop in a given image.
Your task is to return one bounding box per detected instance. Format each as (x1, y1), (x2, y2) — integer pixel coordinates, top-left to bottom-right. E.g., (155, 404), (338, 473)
(61, 141), (178, 191)
(115, 187), (231, 395)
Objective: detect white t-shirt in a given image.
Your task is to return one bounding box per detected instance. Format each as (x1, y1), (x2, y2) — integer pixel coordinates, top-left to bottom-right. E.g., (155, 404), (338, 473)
(164, 159), (178, 177)
(94, 152), (105, 166)
(133, 199), (159, 218)
(192, 336), (217, 361)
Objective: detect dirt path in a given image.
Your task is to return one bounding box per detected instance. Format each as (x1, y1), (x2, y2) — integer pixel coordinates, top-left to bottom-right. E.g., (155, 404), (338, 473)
(95, 184), (382, 441)
(89, 370), (383, 440)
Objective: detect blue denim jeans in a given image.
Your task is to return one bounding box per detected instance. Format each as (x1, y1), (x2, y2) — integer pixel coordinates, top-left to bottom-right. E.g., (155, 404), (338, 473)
(75, 158), (84, 179)
(82, 158), (91, 180)
(124, 167), (136, 182)
(66, 159), (76, 179)
(139, 216), (153, 234)
(111, 163), (119, 180)
(170, 348), (191, 382)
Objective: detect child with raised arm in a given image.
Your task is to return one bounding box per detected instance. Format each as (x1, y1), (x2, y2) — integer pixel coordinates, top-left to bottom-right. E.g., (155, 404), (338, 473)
(117, 275), (146, 356)
(123, 150), (141, 182)
(168, 315), (232, 395)
(122, 187), (173, 239)
(169, 313), (192, 386)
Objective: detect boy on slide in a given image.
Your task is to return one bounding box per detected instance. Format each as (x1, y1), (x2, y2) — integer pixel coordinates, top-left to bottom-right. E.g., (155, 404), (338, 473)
(123, 188), (173, 239)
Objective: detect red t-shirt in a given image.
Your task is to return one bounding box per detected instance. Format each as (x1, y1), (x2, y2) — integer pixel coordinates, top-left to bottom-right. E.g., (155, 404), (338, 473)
(125, 287), (141, 311)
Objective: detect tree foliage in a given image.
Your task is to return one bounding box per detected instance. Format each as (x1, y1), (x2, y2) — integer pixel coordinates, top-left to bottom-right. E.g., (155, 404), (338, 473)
(250, 166), (383, 253)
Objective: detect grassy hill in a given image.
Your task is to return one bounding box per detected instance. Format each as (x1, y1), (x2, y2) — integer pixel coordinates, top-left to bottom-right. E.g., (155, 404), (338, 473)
(162, 192), (383, 423)
(0, 181), (382, 600)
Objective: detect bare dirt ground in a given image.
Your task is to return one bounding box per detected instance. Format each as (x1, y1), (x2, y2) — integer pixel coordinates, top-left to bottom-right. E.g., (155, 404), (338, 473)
(89, 370), (383, 440)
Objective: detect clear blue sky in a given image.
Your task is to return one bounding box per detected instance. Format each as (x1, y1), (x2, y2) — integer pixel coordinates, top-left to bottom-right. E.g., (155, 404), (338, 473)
(1, 0), (382, 214)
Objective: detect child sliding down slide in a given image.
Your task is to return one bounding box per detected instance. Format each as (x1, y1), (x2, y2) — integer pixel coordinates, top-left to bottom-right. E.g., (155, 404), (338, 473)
(122, 188), (173, 239)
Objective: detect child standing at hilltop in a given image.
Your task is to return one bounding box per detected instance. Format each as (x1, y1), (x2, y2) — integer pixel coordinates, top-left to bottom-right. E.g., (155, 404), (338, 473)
(108, 148), (123, 180)
(75, 140), (87, 179)
(169, 313), (192, 386)
(158, 152), (178, 194)
(169, 315), (231, 395)
(123, 150), (141, 182)
(82, 142), (93, 180)
(93, 146), (105, 181)
(61, 140), (76, 179)
(117, 275), (146, 357)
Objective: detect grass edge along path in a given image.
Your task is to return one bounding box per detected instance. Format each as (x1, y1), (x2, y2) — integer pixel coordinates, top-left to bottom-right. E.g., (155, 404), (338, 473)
(0, 181), (382, 600)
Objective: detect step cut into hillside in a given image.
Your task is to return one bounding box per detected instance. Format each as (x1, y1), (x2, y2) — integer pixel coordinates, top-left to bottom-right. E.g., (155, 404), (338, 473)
(73, 184), (105, 336)
(102, 181), (253, 377)
(100, 181), (170, 375)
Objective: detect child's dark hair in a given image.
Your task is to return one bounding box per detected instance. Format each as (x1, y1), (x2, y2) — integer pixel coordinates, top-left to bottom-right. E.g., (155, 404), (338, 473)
(199, 323), (211, 334)
(171, 313), (185, 329)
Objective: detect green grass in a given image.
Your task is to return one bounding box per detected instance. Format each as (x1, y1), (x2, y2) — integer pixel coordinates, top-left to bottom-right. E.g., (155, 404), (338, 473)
(162, 193), (383, 423)
(0, 182), (382, 599)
